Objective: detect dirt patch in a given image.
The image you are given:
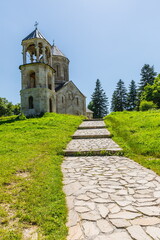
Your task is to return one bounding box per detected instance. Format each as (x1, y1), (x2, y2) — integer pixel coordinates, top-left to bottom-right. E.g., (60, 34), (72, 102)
(0, 203), (19, 230)
(23, 226), (39, 240)
(16, 171), (31, 179)
(16, 172), (30, 178)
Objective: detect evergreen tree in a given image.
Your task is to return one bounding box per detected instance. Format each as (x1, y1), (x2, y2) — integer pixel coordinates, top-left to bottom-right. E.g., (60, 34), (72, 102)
(89, 79), (109, 118)
(111, 90), (119, 112)
(127, 80), (137, 111)
(111, 79), (127, 112)
(138, 64), (157, 97)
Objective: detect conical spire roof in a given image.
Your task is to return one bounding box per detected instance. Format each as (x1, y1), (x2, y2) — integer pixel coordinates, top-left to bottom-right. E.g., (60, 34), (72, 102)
(22, 28), (47, 41)
(52, 45), (66, 57)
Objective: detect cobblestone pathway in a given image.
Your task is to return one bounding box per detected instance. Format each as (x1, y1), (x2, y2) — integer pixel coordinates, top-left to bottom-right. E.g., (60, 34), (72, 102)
(62, 120), (160, 240)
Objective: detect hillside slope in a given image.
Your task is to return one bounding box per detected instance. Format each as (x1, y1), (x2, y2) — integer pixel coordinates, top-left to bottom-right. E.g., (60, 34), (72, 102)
(104, 110), (160, 175)
(0, 113), (84, 240)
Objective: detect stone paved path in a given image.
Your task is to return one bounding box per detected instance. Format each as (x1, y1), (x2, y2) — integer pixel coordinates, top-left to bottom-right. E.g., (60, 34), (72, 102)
(62, 120), (160, 240)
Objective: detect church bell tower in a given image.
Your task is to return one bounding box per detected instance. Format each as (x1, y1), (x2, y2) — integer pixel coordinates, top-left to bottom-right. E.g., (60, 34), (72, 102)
(20, 23), (56, 116)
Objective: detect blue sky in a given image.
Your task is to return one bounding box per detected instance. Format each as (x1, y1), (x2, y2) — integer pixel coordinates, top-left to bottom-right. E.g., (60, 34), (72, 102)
(1, 0), (160, 106)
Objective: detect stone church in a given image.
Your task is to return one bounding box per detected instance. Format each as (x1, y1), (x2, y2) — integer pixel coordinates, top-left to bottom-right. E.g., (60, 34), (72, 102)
(19, 26), (90, 117)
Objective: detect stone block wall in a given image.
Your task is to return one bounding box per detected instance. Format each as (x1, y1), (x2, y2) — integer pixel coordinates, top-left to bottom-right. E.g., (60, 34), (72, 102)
(20, 88), (56, 116)
(56, 82), (86, 116)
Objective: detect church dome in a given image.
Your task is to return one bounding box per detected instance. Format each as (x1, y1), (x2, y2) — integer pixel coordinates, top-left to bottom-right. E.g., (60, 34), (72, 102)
(22, 28), (47, 42)
(52, 45), (66, 57)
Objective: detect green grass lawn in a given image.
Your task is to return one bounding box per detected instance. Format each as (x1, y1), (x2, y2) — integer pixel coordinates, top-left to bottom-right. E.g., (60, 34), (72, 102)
(104, 110), (160, 175)
(0, 113), (84, 240)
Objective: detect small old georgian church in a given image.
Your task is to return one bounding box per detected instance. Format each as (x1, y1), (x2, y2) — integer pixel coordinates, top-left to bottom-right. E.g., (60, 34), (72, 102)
(19, 24), (90, 117)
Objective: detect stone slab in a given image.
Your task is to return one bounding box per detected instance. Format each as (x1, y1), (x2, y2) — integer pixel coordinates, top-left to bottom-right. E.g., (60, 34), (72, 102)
(64, 138), (122, 156)
(72, 128), (111, 139)
(78, 121), (106, 129)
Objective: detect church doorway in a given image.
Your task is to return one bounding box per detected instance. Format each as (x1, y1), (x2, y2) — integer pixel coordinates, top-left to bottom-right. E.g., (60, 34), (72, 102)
(29, 96), (34, 109)
(49, 98), (53, 112)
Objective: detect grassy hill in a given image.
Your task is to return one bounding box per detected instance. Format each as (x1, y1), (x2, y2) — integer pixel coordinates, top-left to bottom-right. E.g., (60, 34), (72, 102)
(104, 110), (160, 175)
(0, 113), (84, 240)
(1, 111), (160, 239)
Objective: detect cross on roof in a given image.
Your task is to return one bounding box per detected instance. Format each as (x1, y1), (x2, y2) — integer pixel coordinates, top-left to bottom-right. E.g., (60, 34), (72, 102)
(34, 21), (38, 29)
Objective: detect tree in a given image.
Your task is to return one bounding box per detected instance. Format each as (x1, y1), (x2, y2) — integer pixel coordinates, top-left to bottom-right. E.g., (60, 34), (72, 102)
(111, 90), (119, 112)
(13, 103), (21, 115)
(111, 79), (127, 112)
(0, 98), (21, 117)
(0, 98), (13, 116)
(139, 100), (157, 111)
(88, 79), (109, 118)
(127, 80), (137, 111)
(142, 74), (160, 108)
(138, 64), (157, 102)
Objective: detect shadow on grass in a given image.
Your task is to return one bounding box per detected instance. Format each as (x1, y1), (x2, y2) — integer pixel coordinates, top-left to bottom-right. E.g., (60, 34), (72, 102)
(0, 117), (18, 125)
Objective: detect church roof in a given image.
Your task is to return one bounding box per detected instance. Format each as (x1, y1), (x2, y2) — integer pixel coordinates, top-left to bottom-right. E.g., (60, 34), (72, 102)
(52, 45), (66, 57)
(86, 108), (93, 113)
(56, 81), (86, 98)
(22, 28), (47, 42)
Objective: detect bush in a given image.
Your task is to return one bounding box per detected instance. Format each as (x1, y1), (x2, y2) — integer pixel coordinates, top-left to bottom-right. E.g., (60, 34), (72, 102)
(16, 113), (27, 120)
(139, 101), (157, 111)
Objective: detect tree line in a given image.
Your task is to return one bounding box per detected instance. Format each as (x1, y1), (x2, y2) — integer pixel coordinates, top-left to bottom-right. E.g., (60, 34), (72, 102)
(88, 64), (160, 118)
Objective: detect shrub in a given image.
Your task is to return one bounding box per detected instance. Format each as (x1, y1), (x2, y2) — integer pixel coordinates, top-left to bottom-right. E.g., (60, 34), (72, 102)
(139, 100), (157, 111)
(16, 113), (27, 120)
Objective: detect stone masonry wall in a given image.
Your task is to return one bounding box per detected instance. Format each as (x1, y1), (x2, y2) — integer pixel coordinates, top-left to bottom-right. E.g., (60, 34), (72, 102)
(56, 82), (86, 116)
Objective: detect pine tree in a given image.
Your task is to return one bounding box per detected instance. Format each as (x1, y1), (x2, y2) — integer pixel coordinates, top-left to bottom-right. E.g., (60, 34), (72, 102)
(111, 90), (119, 112)
(89, 79), (109, 118)
(138, 64), (157, 96)
(127, 80), (137, 111)
(111, 79), (127, 112)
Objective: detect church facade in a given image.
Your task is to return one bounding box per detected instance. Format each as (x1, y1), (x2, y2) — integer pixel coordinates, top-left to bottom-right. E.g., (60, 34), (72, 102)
(19, 26), (87, 117)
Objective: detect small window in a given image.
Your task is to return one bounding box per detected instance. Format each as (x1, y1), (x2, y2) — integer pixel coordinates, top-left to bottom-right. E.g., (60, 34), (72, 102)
(62, 96), (64, 103)
(56, 65), (59, 77)
(29, 96), (34, 109)
(76, 97), (79, 106)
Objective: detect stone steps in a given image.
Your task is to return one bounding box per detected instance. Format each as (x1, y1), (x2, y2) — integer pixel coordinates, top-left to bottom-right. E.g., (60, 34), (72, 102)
(72, 135), (112, 139)
(78, 126), (106, 129)
(83, 118), (104, 121)
(64, 149), (123, 156)
(64, 120), (123, 156)
(62, 120), (160, 240)
(72, 128), (112, 139)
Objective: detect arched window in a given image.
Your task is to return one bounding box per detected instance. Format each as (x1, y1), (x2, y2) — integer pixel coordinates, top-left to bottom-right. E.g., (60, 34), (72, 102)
(56, 65), (60, 77)
(63, 67), (68, 81)
(76, 97), (79, 106)
(68, 92), (72, 100)
(29, 96), (34, 109)
(29, 72), (36, 88)
(48, 75), (52, 90)
(45, 47), (50, 64)
(49, 98), (52, 112)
